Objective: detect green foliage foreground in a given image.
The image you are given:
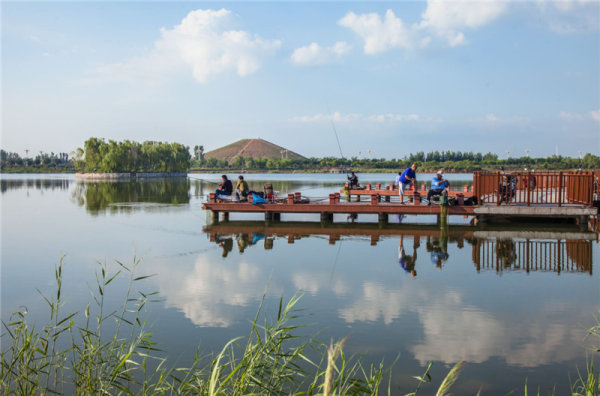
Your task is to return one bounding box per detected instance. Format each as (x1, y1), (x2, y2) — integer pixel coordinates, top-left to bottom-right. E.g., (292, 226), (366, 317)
(1, 257), (598, 395)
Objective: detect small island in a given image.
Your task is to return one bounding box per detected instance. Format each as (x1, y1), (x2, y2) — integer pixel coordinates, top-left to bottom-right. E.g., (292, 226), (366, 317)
(74, 137), (190, 179)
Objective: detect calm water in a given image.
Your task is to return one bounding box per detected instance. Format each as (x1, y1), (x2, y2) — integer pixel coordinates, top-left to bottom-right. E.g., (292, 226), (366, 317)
(1, 173), (599, 395)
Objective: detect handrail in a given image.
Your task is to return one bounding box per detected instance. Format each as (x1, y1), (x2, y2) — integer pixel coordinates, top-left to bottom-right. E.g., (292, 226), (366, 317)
(473, 170), (596, 207)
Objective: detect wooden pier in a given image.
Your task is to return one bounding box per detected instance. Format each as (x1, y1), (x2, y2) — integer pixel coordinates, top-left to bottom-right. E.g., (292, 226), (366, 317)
(202, 170), (598, 226)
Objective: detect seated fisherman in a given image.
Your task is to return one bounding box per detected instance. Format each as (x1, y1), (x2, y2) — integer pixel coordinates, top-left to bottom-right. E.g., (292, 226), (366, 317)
(347, 171), (359, 189)
(235, 175), (250, 199)
(427, 170), (450, 204)
(215, 174), (233, 197)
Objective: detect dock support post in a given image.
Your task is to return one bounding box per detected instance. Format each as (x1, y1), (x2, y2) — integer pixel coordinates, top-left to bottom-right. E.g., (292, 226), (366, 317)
(413, 192), (421, 205)
(378, 213), (388, 225)
(438, 206), (448, 227)
(220, 212), (229, 222)
(211, 210), (219, 224)
(321, 212), (333, 223)
(273, 213), (281, 222)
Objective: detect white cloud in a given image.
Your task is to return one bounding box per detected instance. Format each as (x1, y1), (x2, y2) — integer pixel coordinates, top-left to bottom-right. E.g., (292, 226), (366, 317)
(559, 110), (599, 121)
(419, 0), (507, 46)
(291, 41), (352, 66)
(289, 112), (420, 123)
(486, 113), (498, 122)
(368, 113), (420, 122)
(535, 0), (600, 34)
(90, 8), (281, 84)
(338, 9), (418, 54)
(288, 112), (361, 123)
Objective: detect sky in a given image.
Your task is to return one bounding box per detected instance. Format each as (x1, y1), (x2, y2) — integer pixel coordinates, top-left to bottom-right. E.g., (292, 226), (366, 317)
(2, 0), (599, 159)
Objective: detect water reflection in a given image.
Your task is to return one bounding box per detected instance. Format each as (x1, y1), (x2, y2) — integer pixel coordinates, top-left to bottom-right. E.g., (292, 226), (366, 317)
(473, 238), (593, 274)
(205, 223), (595, 276)
(71, 179), (190, 214)
(214, 233), (273, 257)
(187, 222), (595, 371)
(1, 178), (70, 193)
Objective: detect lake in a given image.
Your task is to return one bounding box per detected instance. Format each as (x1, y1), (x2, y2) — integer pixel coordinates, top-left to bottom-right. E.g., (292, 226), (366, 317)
(1, 173), (598, 395)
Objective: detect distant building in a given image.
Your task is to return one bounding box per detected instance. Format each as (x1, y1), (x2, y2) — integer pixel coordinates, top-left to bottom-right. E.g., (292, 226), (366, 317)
(204, 138), (305, 165)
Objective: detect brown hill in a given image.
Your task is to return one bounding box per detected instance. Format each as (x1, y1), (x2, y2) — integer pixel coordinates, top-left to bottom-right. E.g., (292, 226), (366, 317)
(204, 139), (305, 165)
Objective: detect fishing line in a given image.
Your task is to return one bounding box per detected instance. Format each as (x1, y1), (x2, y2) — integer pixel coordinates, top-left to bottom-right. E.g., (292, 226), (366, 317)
(328, 107), (345, 160)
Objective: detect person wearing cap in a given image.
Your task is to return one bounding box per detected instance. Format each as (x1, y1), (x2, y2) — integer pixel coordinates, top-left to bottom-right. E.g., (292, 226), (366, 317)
(347, 171), (359, 189)
(427, 170), (450, 204)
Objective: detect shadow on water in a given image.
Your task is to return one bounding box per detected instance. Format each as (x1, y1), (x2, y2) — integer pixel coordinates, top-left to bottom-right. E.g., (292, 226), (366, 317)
(203, 221), (595, 275)
(71, 179), (191, 215)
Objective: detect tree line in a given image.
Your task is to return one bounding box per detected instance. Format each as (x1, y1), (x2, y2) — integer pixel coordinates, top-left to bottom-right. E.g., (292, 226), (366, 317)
(1, 150), (72, 172)
(191, 151), (600, 171)
(2, 144), (599, 173)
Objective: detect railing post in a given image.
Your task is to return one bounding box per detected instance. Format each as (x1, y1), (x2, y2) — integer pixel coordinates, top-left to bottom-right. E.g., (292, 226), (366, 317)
(288, 193), (294, 204)
(558, 171), (563, 207)
(329, 194), (336, 204)
(497, 172), (501, 206)
(370, 194), (380, 205)
(590, 173), (594, 208)
(527, 171), (531, 206)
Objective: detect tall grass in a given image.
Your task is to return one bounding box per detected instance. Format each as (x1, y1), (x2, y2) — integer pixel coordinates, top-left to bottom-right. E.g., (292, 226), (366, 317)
(2, 255), (466, 395)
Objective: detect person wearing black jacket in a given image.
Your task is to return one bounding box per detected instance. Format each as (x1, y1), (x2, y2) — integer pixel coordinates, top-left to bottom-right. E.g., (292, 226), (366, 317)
(216, 175), (233, 197)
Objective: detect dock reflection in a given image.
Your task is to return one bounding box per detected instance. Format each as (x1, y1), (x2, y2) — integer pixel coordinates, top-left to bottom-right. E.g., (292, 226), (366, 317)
(473, 238), (593, 274)
(203, 222), (595, 275)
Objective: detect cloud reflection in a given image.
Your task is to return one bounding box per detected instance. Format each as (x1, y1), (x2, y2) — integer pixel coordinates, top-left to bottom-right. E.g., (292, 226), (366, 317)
(156, 255), (280, 327)
(150, 235), (593, 368)
(338, 282), (586, 367)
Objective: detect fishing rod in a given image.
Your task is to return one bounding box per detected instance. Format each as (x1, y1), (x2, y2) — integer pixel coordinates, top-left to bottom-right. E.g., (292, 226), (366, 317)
(328, 108), (351, 177)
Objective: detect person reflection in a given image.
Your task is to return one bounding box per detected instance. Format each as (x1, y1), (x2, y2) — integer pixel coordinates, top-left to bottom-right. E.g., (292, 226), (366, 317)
(496, 239), (517, 268)
(218, 237), (233, 258)
(237, 233), (250, 253)
(399, 235), (418, 277)
(426, 234), (449, 270)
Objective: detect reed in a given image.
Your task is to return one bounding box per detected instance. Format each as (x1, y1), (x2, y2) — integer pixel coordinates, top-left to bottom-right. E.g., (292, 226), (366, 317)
(0, 256), (480, 395)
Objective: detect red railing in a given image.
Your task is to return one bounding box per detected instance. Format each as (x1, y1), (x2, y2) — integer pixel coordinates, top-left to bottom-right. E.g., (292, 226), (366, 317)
(473, 171), (595, 207)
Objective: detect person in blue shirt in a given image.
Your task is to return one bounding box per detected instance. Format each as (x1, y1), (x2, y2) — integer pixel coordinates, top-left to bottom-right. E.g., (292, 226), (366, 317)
(427, 170), (450, 204)
(395, 163), (418, 203)
(398, 235), (417, 277)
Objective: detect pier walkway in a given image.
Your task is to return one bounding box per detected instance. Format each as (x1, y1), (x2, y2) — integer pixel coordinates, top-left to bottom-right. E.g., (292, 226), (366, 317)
(202, 170), (598, 226)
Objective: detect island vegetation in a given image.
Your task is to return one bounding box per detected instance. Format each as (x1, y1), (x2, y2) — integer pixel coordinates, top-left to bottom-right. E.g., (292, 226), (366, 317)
(1, 138), (191, 174)
(2, 140), (599, 174)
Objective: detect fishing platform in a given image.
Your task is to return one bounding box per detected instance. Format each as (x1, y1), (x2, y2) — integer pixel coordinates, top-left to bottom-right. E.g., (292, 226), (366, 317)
(202, 171), (599, 226)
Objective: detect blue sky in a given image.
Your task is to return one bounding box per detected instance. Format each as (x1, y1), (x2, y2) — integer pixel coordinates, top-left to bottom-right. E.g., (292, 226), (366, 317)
(2, 1), (599, 159)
